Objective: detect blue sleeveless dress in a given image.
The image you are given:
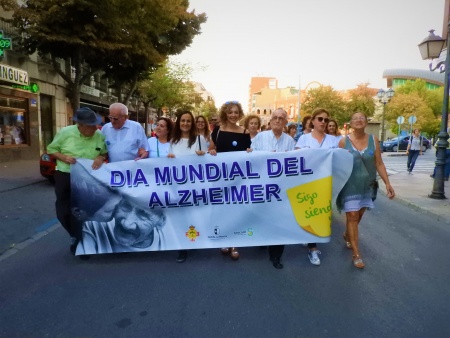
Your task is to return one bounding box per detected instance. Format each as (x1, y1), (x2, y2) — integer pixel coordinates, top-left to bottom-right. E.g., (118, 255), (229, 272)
(336, 135), (377, 212)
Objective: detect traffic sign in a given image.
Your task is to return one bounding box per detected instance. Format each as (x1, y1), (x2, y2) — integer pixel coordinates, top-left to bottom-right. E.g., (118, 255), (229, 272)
(408, 115), (417, 124)
(397, 116), (405, 124)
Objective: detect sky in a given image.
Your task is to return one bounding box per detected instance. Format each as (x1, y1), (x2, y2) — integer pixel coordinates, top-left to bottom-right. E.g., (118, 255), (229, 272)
(172, 0), (446, 111)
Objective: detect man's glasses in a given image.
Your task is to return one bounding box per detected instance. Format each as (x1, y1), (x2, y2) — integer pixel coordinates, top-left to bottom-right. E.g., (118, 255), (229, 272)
(352, 117), (366, 121)
(316, 117), (329, 123)
(108, 115), (120, 121)
(271, 116), (285, 121)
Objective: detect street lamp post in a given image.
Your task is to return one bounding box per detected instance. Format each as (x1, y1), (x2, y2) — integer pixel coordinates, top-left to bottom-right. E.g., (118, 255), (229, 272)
(418, 24), (450, 199)
(376, 88), (395, 143)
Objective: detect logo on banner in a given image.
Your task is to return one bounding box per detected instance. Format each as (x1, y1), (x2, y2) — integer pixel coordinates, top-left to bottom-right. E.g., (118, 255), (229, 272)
(185, 225), (200, 241)
(208, 226), (228, 240)
(234, 228), (254, 236)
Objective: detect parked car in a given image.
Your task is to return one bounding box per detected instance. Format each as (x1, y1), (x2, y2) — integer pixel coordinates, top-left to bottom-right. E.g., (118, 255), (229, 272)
(40, 153), (56, 182)
(382, 136), (430, 152)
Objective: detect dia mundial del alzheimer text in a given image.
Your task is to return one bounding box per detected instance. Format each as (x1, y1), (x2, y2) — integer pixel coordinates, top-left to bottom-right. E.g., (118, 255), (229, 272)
(109, 157), (314, 208)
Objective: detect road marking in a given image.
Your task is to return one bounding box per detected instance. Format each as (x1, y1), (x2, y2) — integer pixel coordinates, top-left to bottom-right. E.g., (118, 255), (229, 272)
(35, 218), (58, 232)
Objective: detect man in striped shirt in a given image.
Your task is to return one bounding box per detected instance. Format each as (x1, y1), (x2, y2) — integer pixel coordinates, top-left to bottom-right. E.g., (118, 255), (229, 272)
(250, 108), (295, 269)
(101, 102), (149, 162)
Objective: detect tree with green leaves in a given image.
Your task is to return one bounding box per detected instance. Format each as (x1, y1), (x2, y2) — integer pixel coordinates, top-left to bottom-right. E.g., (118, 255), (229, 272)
(385, 92), (439, 137)
(392, 79), (443, 118)
(301, 85), (348, 125)
(0, 0), (206, 111)
(386, 79), (444, 137)
(346, 83), (377, 118)
(135, 61), (198, 132)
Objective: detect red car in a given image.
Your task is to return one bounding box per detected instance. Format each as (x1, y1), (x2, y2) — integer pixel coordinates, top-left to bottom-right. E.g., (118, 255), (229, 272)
(40, 153), (56, 182)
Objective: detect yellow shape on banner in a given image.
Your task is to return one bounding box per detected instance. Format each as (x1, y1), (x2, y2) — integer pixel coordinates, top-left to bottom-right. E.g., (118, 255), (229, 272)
(286, 176), (332, 237)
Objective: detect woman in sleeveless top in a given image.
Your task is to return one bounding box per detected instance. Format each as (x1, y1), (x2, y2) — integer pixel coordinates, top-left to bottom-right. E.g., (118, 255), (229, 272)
(209, 101), (251, 260)
(336, 112), (395, 269)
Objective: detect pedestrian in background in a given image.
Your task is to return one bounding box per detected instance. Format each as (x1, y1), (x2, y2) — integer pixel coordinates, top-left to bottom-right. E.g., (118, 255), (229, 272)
(47, 107), (107, 256)
(244, 114), (261, 140)
(406, 128), (423, 175)
(209, 101), (251, 260)
(301, 115), (312, 135)
(336, 112), (395, 269)
(430, 131), (450, 181)
(101, 102), (149, 162)
(326, 118), (343, 142)
(195, 115), (211, 149)
(287, 123), (297, 139)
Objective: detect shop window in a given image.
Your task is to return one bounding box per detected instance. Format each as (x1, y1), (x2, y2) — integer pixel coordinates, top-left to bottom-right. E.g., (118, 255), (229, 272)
(0, 96), (28, 146)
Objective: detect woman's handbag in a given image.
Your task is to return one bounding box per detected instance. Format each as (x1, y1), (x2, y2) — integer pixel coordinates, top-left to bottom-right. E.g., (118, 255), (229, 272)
(370, 180), (379, 201)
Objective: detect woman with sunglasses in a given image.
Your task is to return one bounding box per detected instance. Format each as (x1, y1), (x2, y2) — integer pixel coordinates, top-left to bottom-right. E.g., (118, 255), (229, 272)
(295, 108), (338, 266)
(168, 110), (208, 263)
(336, 112), (395, 269)
(209, 101), (251, 260)
(195, 115), (211, 149)
(147, 117), (173, 158)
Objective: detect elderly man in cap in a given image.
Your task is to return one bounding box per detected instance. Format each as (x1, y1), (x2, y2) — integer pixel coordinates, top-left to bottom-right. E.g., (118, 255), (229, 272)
(47, 107), (108, 255)
(101, 102), (149, 162)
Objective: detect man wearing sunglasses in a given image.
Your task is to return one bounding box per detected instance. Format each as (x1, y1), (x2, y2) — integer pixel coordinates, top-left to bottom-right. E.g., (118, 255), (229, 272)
(101, 102), (149, 162)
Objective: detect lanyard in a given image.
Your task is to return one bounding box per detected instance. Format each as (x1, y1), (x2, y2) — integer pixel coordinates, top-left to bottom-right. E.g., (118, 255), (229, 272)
(318, 134), (326, 148)
(156, 138), (160, 157)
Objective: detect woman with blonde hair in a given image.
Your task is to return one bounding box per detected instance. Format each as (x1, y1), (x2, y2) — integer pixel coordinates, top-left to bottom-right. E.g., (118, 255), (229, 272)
(209, 101), (251, 260)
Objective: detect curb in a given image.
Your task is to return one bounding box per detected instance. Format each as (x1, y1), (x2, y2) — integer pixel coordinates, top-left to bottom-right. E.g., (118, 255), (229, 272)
(378, 188), (450, 225)
(0, 223), (60, 263)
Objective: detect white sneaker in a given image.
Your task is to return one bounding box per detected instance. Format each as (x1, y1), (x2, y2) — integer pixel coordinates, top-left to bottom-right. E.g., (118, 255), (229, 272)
(308, 250), (321, 266)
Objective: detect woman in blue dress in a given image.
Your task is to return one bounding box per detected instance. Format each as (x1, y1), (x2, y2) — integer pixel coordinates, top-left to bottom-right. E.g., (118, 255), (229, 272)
(336, 112), (395, 269)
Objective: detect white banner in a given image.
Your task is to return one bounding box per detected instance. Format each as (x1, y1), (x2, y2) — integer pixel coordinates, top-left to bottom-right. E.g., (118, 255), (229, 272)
(71, 149), (352, 255)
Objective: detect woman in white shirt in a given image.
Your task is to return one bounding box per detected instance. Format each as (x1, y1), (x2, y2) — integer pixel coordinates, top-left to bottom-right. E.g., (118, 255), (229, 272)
(195, 115), (211, 150)
(168, 111), (207, 263)
(168, 111), (207, 157)
(147, 117), (173, 158)
(295, 108), (338, 266)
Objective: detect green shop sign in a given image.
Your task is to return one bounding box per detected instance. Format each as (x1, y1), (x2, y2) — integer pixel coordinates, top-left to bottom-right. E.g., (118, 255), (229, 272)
(11, 83), (40, 93)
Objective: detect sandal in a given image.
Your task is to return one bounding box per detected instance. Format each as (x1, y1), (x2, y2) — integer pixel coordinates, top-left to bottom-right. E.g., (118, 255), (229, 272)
(352, 255), (365, 269)
(230, 247), (240, 260)
(343, 233), (352, 249)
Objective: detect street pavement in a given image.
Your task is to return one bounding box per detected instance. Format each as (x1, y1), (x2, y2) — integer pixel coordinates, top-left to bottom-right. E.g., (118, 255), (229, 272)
(379, 152), (450, 224)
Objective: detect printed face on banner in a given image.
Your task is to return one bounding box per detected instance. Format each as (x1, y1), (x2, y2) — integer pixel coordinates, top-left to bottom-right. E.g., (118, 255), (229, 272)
(113, 199), (165, 248)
